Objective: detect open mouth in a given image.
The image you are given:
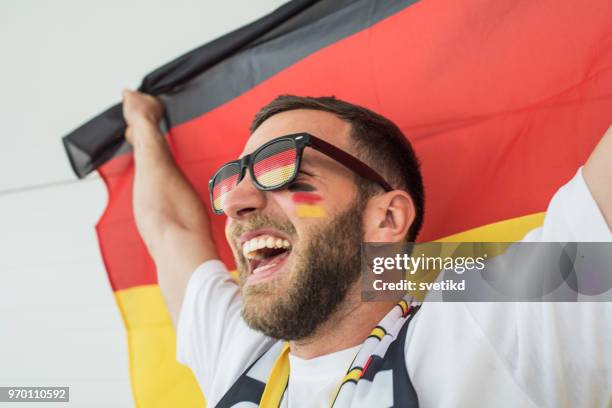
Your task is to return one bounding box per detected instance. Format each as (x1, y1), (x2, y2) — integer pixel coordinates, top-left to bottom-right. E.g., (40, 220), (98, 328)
(242, 234), (292, 281)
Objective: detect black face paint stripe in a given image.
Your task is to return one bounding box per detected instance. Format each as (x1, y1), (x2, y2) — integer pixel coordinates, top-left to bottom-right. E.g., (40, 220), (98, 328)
(288, 182), (316, 192)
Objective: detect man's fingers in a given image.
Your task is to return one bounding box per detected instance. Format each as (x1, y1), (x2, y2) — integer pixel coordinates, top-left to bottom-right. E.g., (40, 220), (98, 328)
(122, 90), (162, 123)
(122, 89), (138, 108)
(121, 90), (165, 147)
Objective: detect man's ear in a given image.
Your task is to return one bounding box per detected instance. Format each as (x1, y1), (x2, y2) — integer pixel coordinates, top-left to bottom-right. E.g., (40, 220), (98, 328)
(363, 191), (416, 242)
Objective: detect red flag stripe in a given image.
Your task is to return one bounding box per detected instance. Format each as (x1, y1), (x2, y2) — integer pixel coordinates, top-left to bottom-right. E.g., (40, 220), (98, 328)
(97, 0), (612, 291)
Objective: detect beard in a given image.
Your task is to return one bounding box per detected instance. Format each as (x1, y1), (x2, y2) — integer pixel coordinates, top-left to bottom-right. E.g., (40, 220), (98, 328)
(233, 197), (367, 341)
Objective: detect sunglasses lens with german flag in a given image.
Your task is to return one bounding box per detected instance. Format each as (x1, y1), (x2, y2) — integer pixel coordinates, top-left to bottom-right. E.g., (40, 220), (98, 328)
(210, 138), (298, 213)
(252, 139), (297, 189)
(210, 161), (241, 213)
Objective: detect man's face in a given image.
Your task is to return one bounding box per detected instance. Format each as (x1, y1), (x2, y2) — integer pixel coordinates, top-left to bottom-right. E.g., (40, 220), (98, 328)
(223, 109), (367, 340)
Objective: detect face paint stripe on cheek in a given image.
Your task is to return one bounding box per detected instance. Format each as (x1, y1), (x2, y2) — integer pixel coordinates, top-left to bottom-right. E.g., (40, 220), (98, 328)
(291, 192), (323, 204)
(296, 205), (326, 218)
(292, 192), (326, 218)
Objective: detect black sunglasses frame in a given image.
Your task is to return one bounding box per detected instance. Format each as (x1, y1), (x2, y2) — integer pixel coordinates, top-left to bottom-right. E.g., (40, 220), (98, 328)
(208, 133), (393, 214)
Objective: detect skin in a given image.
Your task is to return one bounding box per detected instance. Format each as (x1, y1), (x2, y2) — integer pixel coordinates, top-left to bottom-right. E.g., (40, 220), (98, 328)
(583, 125), (612, 228)
(223, 109), (416, 356)
(122, 89), (612, 359)
(124, 91), (218, 323)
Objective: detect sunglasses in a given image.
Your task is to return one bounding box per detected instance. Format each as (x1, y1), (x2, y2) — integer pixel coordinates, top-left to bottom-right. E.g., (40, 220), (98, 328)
(208, 133), (393, 214)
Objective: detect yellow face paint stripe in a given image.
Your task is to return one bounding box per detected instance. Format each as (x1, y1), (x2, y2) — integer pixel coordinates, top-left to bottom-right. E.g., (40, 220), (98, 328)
(296, 204), (326, 218)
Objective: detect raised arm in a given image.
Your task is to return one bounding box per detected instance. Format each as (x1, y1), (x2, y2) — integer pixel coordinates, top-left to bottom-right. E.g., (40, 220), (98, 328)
(583, 125), (612, 230)
(122, 90), (219, 327)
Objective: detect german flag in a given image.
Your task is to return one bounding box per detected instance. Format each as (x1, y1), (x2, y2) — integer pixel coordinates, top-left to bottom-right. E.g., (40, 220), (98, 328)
(62, 0), (612, 406)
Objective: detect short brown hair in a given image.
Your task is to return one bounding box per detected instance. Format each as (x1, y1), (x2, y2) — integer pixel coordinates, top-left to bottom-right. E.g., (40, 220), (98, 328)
(251, 95), (425, 241)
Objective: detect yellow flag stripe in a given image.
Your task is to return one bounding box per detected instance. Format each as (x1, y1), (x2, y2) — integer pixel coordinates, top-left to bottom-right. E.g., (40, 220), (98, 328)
(115, 285), (206, 408)
(113, 213), (545, 407)
(437, 212), (545, 242)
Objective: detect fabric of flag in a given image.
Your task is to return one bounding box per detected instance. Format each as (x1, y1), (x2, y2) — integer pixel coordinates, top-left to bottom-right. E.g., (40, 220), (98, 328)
(62, 0), (612, 406)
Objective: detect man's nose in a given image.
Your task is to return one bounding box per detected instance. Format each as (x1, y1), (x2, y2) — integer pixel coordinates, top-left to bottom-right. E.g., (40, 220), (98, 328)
(223, 172), (266, 219)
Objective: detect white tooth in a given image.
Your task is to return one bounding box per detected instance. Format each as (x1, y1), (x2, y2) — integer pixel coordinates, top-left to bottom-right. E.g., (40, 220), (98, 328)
(275, 239), (283, 248)
(266, 237), (275, 248)
(283, 240), (290, 248)
(242, 244), (249, 258)
(258, 238), (267, 249)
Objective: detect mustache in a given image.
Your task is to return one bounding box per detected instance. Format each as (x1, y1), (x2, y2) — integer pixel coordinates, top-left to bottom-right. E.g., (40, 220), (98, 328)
(230, 214), (297, 241)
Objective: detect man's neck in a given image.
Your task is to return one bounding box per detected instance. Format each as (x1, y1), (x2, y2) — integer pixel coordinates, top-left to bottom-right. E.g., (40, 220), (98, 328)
(288, 287), (397, 359)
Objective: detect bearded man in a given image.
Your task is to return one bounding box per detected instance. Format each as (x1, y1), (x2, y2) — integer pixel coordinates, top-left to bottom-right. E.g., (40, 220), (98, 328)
(122, 89), (612, 407)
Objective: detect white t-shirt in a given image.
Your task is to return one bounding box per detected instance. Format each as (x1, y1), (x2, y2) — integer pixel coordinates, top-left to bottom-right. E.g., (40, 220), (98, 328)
(287, 345), (360, 408)
(177, 168), (612, 407)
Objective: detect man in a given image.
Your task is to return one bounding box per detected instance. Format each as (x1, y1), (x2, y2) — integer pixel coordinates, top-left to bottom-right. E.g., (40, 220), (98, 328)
(122, 89), (612, 407)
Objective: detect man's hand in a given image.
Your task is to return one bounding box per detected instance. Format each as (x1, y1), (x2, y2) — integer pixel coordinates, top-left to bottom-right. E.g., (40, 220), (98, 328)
(122, 89), (219, 327)
(584, 125), (612, 230)
(122, 90), (164, 145)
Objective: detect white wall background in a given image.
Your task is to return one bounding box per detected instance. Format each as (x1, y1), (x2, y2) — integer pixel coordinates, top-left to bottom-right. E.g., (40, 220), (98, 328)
(0, 1), (286, 406)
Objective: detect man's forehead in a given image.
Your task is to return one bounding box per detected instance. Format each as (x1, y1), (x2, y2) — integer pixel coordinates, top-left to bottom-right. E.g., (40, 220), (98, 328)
(240, 109), (352, 156)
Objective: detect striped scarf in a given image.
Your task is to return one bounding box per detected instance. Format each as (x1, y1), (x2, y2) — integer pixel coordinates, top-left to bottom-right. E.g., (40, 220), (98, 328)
(217, 296), (420, 407)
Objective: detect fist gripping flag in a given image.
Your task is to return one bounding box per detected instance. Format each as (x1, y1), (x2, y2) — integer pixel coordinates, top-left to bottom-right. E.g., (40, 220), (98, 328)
(63, 0), (612, 406)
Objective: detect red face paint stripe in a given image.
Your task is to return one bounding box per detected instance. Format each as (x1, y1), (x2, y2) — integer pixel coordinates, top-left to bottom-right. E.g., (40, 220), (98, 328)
(292, 192), (323, 204)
